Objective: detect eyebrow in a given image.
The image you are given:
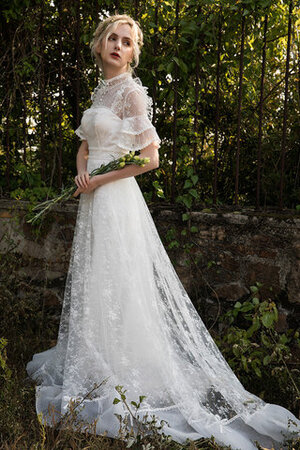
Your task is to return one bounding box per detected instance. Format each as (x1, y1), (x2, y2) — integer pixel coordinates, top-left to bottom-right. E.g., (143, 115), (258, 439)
(110, 32), (132, 41)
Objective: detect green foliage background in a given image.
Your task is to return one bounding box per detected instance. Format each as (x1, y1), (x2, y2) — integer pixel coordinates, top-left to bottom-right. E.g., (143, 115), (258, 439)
(0, 0), (300, 208)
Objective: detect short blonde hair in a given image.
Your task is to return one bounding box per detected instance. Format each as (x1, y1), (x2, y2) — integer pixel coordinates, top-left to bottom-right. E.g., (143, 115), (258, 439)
(90, 14), (144, 74)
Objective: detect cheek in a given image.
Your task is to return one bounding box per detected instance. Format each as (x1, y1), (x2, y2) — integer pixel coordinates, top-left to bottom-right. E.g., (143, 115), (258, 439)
(128, 47), (134, 58)
(99, 40), (108, 55)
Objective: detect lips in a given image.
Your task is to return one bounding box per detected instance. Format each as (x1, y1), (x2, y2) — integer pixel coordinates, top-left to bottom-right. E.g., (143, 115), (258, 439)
(110, 52), (120, 58)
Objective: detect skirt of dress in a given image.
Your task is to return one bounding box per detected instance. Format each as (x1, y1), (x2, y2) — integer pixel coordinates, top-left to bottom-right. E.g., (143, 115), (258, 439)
(26, 161), (300, 450)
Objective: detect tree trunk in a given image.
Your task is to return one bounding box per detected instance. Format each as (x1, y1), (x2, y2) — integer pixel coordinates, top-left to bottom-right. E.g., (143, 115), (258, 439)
(39, 0), (46, 182)
(256, 13), (268, 210)
(75, 0), (80, 129)
(58, 0), (63, 189)
(213, 8), (222, 205)
(171, 0), (180, 202)
(234, 11), (246, 205)
(279, 0), (293, 209)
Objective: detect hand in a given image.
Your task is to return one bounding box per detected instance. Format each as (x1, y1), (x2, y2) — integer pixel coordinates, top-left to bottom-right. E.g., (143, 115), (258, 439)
(73, 176), (99, 198)
(75, 171), (90, 189)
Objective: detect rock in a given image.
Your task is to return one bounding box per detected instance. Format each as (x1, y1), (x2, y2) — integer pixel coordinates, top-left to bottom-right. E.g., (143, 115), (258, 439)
(43, 289), (62, 306)
(213, 282), (249, 301)
(287, 260), (300, 303)
(0, 211), (13, 218)
(245, 262), (280, 296)
(1, 199), (300, 322)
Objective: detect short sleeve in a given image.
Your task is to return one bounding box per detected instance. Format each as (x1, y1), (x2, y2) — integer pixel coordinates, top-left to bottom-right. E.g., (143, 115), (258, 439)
(75, 111), (88, 141)
(75, 124), (87, 141)
(117, 86), (161, 152)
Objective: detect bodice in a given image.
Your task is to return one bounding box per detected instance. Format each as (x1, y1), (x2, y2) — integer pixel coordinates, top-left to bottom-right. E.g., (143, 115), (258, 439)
(79, 107), (124, 161)
(75, 72), (161, 165)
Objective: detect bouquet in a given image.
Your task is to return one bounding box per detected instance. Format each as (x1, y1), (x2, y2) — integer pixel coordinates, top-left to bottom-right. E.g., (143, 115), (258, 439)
(27, 152), (150, 224)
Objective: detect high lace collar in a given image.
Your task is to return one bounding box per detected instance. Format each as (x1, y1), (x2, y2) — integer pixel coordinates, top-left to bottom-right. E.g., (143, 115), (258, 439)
(91, 71), (134, 105)
(99, 71), (131, 88)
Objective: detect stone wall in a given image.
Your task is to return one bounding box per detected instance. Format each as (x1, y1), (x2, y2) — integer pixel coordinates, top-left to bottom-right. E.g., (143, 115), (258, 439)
(1, 199), (299, 327)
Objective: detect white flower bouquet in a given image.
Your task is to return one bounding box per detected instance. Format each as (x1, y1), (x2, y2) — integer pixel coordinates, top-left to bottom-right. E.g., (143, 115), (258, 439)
(27, 152), (150, 224)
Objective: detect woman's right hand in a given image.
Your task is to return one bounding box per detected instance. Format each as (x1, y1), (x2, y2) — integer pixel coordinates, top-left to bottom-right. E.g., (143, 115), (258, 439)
(75, 171), (90, 189)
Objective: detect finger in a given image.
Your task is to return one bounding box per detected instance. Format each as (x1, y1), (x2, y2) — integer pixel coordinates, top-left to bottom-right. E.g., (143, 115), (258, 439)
(79, 174), (87, 188)
(84, 173), (90, 186)
(83, 173), (89, 187)
(78, 175), (86, 188)
(73, 187), (81, 197)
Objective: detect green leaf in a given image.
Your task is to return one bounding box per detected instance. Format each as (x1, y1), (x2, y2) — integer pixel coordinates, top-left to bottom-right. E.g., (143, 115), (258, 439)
(168, 240), (180, 249)
(191, 175), (198, 185)
(241, 355), (248, 371)
(190, 226), (198, 233)
(167, 61), (174, 73)
(113, 398), (120, 404)
(189, 188), (198, 198)
(232, 345), (240, 357)
(263, 355), (272, 365)
(279, 334), (288, 345)
(254, 366), (262, 377)
(240, 304), (254, 313)
(184, 180), (193, 189)
(131, 401), (138, 408)
(181, 196), (193, 209)
(173, 56), (180, 66)
(182, 213), (190, 221)
(262, 312), (275, 328)
(246, 320), (260, 338)
(261, 333), (271, 347)
(178, 59), (188, 73)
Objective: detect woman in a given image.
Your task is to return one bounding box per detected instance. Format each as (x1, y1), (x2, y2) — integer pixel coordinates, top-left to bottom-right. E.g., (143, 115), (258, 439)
(27, 14), (300, 450)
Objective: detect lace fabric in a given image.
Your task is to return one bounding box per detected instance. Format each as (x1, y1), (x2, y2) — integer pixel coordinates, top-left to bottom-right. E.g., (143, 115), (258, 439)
(75, 71), (160, 154)
(26, 72), (300, 450)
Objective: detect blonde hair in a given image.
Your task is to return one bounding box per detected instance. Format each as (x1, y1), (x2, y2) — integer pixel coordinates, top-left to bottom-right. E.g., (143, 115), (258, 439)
(90, 14), (144, 74)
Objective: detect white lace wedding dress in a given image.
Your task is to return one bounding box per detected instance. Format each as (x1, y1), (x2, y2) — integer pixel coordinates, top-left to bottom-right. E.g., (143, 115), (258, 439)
(26, 71), (299, 449)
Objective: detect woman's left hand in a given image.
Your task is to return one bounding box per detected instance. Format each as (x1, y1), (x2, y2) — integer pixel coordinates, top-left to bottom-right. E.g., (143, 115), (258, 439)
(73, 176), (100, 198)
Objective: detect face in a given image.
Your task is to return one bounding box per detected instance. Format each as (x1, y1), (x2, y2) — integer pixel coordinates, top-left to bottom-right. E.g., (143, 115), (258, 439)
(98, 23), (134, 73)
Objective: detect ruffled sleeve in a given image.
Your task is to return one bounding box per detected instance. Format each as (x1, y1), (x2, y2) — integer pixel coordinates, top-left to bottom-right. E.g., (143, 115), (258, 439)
(75, 124), (87, 141)
(74, 111), (88, 141)
(117, 85), (161, 152)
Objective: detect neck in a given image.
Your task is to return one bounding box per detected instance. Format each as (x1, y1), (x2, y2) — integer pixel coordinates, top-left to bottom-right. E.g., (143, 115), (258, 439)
(102, 68), (129, 80)
(98, 71), (131, 88)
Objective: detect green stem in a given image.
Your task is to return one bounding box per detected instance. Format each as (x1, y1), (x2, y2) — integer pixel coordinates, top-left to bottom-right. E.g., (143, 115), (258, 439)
(27, 154), (149, 224)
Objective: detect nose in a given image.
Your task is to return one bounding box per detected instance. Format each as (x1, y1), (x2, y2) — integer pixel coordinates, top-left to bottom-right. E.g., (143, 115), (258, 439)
(114, 39), (121, 50)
